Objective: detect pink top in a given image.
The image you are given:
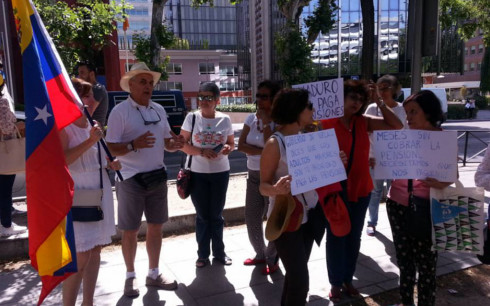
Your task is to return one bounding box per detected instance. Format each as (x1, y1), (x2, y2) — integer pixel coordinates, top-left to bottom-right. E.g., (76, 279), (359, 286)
(388, 179), (431, 206)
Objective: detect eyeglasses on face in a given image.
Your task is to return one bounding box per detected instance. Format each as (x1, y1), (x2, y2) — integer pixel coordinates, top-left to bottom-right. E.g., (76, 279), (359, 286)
(346, 94), (364, 103)
(378, 86), (393, 91)
(256, 93), (271, 100)
(306, 102), (314, 110)
(198, 95), (215, 102)
(136, 107), (161, 125)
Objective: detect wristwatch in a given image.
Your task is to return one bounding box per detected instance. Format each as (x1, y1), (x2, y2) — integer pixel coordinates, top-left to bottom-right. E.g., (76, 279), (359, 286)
(127, 141), (135, 152)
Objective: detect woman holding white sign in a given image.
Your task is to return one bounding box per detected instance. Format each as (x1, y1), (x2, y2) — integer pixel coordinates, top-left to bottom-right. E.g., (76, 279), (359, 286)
(387, 90), (452, 306)
(260, 88), (322, 306)
(320, 79), (403, 302)
(238, 80), (281, 274)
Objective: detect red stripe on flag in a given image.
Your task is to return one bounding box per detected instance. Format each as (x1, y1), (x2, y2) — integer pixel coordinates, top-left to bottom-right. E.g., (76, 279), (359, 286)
(27, 128), (74, 270)
(45, 75), (82, 131)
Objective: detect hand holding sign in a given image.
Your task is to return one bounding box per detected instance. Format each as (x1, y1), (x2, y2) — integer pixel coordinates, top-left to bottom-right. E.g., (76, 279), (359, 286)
(285, 129), (347, 195)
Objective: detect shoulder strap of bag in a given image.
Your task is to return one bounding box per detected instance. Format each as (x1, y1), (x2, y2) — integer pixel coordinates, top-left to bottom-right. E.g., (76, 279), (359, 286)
(181, 113), (196, 169)
(97, 142), (103, 189)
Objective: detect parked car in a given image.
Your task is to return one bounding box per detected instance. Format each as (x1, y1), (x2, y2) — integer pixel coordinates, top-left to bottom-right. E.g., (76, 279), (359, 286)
(107, 90), (187, 134)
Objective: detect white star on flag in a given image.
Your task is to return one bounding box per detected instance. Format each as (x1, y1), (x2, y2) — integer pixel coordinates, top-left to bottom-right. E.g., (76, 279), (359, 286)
(34, 105), (52, 125)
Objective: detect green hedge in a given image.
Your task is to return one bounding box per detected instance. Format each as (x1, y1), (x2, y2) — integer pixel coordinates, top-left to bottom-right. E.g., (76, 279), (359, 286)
(216, 104), (256, 113)
(473, 95), (488, 110)
(447, 104), (478, 120)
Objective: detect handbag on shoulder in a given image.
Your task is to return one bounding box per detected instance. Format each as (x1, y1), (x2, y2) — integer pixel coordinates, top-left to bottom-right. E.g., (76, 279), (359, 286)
(0, 126), (25, 175)
(177, 114), (195, 199)
(406, 179), (432, 240)
(71, 143), (104, 222)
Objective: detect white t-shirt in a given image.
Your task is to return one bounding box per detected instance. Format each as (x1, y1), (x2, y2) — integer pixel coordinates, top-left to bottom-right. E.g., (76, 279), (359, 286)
(243, 113), (276, 171)
(105, 96), (172, 180)
(181, 111), (234, 173)
(365, 102), (407, 158)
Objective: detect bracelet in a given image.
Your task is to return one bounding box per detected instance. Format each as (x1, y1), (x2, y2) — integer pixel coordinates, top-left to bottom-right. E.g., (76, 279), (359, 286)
(200, 148), (204, 156)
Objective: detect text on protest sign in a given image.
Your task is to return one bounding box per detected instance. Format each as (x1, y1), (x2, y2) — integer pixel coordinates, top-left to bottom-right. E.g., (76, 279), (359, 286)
(293, 78), (344, 120)
(285, 129), (347, 195)
(373, 130), (458, 181)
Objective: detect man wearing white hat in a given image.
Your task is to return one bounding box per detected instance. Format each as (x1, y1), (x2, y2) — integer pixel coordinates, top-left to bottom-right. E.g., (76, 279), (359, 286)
(106, 62), (185, 297)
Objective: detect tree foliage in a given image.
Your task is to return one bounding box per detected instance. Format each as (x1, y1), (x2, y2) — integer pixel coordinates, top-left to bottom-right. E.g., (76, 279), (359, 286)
(440, 0), (490, 46)
(133, 24), (176, 81)
(33, 0), (129, 73)
(274, 22), (315, 86)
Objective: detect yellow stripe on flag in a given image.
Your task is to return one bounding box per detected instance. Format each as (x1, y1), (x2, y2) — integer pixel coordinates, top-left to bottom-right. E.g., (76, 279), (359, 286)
(12, 0), (34, 54)
(36, 218), (72, 276)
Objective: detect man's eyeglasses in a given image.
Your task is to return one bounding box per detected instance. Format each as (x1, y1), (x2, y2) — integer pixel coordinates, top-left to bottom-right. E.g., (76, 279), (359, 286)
(256, 93), (270, 100)
(306, 102), (314, 110)
(198, 95), (215, 102)
(136, 107), (161, 125)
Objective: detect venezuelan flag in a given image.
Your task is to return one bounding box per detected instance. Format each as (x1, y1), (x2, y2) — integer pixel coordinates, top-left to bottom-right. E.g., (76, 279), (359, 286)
(11, 0), (82, 304)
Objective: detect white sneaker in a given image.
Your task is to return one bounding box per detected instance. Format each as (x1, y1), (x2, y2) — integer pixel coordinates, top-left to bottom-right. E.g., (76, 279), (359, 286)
(0, 223), (27, 237)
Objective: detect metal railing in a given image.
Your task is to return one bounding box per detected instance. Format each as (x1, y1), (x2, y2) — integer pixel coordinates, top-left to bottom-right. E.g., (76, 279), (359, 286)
(458, 130), (490, 166)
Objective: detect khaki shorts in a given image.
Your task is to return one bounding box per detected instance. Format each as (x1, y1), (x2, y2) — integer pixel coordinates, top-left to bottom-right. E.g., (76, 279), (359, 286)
(115, 176), (168, 230)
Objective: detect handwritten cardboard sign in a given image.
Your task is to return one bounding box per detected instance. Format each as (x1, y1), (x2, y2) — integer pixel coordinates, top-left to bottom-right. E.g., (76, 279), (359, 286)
(285, 129), (347, 195)
(293, 78), (344, 120)
(373, 130), (458, 181)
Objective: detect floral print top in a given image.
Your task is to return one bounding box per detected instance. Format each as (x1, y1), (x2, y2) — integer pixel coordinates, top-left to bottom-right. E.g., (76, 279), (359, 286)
(0, 97), (16, 138)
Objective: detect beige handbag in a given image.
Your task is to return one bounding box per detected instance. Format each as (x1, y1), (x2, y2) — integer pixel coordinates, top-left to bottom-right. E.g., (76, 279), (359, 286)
(0, 126), (25, 175)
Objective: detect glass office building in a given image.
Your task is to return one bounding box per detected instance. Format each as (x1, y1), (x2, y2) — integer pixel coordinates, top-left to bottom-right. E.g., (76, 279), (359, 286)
(302, 0), (410, 78)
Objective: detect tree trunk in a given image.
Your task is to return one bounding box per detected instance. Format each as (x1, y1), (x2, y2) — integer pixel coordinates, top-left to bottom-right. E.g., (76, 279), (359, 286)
(150, 0), (168, 68)
(360, 0), (374, 80)
(480, 47), (490, 94)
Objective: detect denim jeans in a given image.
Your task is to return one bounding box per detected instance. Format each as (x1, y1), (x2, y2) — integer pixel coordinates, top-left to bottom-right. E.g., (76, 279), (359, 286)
(0, 175), (16, 228)
(326, 195), (370, 286)
(190, 171), (229, 259)
(367, 168), (391, 227)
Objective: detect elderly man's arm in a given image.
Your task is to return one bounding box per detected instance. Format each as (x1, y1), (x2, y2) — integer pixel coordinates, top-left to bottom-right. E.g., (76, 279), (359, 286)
(107, 131), (156, 156)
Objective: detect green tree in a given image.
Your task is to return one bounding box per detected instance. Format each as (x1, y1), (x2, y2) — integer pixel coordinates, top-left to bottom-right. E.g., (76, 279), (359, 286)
(440, 0), (490, 93)
(33, 0), (129, 73)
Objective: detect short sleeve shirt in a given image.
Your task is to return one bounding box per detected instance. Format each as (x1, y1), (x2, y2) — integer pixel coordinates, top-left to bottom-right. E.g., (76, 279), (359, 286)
(91, 82), (109, 126)
(0, 97), (16, 137)
(243, 113), (276, 171)
(106, 96), (172, 180)
(181, 111), (234, 173)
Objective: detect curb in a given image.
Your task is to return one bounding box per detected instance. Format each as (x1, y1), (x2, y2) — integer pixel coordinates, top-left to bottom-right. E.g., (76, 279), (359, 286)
(0, 204), (246, 262)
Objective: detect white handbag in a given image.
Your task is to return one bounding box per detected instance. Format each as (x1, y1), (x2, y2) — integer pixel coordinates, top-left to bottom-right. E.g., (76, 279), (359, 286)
(0, 126), (25, 175)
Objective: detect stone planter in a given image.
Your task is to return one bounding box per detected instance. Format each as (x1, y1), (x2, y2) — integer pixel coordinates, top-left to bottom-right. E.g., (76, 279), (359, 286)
(223, 112), (253, 124)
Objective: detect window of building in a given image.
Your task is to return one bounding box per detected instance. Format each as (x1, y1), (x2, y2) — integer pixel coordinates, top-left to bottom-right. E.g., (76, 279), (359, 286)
(160, 82), (183, 91)
(465, 47), (468, 55)
(479, 44), (484, 53)
(127, 8), (149, 16)
(470, 63), (475, 71)
(219, 65), (238, 76)
(219, 82), (240, 91)
(199, 63), (215, 74)
(478, 62), (482, 70)
(166, 63), (182, 75)
(471, 46), (476, 54)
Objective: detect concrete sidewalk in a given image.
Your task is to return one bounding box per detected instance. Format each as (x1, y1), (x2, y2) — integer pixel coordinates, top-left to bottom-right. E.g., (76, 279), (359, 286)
(0, 165), (487, 305)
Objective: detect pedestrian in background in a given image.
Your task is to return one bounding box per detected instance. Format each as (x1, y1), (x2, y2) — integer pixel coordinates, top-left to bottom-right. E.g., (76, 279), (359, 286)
(0, 73), (27, 237)
(180, 82), (235, 268)
(77, 62), (109, 126)
(387, 90), (452, 306)
(320, 80), (403, 302)
(61, 78), (120, 306)
(260, 88), (321, 306)
(238, 80), (281, 274)
(364, 75), (407, 236)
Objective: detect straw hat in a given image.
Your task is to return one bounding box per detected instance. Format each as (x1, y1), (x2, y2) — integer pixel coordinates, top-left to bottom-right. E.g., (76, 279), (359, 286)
(265, 194), (301, 241)
(120, 62), (161, 93)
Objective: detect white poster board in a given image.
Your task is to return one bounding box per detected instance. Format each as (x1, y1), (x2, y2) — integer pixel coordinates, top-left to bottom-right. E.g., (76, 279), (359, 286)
(373, 130), (458, 181)
(292, 78), (344, 120)
(285, 129), (347, 195)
